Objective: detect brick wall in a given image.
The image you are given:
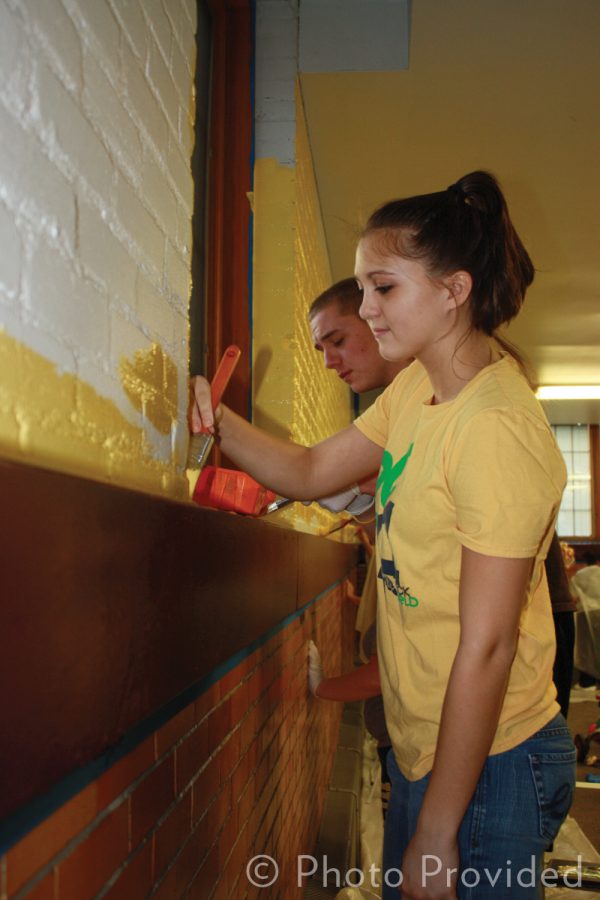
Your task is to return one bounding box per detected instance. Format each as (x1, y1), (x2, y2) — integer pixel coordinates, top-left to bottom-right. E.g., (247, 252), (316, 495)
(1, 583), (355, 899)
(292, 87), (351, 449)
(0, 0), (196, 497)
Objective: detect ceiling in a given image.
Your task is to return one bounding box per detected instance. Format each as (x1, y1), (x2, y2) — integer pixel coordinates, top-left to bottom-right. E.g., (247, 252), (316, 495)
(299, 0), (600, 423)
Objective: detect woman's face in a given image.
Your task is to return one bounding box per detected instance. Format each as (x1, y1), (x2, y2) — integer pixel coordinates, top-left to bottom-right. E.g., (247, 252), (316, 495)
(355, 233), (456, 362)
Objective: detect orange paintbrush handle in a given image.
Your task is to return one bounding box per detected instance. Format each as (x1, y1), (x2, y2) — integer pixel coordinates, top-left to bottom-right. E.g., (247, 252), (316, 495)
(203, 345), (241, 433)
(187, 345), (242, 472)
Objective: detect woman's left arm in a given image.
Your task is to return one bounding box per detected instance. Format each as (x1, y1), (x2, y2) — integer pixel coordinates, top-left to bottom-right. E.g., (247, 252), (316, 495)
(399, 548), (533, 899)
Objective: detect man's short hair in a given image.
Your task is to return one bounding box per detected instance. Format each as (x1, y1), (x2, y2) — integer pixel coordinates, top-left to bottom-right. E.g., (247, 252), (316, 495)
(308, 278), (363, 319)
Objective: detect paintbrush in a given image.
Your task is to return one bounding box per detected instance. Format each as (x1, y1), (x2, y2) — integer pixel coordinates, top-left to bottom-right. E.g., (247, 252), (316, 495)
(264, 497), (295, 514)
(187, 345), (241, 471)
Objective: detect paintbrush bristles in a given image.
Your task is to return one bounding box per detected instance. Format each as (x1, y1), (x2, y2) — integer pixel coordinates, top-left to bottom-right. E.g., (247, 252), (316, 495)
(186, 432), (214, 470)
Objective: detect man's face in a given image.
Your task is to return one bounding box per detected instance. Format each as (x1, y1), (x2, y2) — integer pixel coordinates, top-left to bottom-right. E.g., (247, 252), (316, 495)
(310, 301), (393, 393)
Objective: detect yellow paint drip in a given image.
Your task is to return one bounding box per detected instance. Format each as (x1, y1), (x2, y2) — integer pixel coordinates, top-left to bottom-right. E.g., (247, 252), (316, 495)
(119, 343), (178, 435)
(0, 330), (187, 499)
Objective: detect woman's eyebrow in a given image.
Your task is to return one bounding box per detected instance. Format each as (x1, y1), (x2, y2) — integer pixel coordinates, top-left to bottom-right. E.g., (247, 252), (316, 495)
(366, 269), (395, 278)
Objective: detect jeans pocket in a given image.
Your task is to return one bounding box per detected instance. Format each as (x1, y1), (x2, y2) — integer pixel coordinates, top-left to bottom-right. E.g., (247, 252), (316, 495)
(528, 749), (576, 842)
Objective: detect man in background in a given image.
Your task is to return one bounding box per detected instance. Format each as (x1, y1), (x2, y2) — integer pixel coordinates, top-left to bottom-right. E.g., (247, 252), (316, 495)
(307, 277), (411, 518)
(307, 278), (411, 819)
(309, 277), (405, 394)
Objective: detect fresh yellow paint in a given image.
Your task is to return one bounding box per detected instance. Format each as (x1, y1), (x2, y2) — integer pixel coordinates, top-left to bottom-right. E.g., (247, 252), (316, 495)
(0, 329), (187, 499)
(119, 343), (179, 436)
(252, 158), (297, 439)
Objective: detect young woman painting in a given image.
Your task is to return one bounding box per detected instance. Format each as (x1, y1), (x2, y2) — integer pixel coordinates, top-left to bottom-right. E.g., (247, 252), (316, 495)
(190, 171), (575, 899)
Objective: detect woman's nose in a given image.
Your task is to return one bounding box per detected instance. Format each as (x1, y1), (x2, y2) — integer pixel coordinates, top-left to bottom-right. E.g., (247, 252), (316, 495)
(359, 289), (378, 321)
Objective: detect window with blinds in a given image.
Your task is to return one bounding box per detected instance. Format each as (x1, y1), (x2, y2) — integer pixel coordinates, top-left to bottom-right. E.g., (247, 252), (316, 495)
(552, 425), (593, 537)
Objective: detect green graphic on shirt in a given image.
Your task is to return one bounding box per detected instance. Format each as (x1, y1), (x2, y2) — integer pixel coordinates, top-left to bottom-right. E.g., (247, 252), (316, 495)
(376, 443), (420, 609)
(379, 555), (420, 607)
(376, 443), (414, 506)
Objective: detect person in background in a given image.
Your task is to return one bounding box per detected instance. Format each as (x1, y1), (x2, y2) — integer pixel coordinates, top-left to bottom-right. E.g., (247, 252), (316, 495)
(308, 534), (393, 819)
(306, 278), (410, 520)
(544, 533), (577, 716)
(307, 278), (409, 818)
(309, 277), (405, 394)
(309, 622), (392, 816)
(570, 552), (600, 690)
(190, 171), (576, 898)
(308, 276), (409, 584)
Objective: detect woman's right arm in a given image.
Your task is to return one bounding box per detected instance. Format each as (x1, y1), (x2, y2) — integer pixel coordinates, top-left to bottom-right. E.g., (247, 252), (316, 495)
(189, 376), (383, 500)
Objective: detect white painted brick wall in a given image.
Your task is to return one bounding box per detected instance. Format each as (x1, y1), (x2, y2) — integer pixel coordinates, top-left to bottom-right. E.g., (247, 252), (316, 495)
(115, 173), (165, 275)
(254, 0), (298, 166)
(143, 0), (174, 65)
(0, 0), (197, 482)
(110, 0), (147, 64)
(82, 51), (144, 184)
(21, 0), (83, 94)
(64, 0), (122, 76)
(35, 62), (116, 200)
(0, 102), (77, 250)
(0, 203), (22, 299)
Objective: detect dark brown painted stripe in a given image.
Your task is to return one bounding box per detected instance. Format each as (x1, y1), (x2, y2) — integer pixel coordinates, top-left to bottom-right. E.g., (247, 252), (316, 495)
(0, 459), (356, 845)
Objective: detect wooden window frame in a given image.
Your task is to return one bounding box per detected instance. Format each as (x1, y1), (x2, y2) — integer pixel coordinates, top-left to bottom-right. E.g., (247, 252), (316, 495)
(204, 0), (253, 424)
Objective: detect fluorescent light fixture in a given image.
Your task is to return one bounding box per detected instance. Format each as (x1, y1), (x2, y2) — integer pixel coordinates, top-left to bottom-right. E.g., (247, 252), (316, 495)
(536, 385), (600, 400)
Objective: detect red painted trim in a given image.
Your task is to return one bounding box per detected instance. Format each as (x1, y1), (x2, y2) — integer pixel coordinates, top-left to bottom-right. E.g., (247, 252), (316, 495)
(205, 0), (253, 456)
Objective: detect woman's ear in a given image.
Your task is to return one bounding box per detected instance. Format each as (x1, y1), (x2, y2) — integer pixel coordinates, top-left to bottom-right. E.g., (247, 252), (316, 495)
(444, 271), (472, 310)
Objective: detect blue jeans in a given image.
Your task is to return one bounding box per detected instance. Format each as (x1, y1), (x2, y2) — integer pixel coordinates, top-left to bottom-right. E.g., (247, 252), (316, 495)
(382, 715), (576, 898)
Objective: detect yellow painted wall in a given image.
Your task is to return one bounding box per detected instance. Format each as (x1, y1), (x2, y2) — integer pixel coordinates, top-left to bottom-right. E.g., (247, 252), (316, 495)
(252, 84), (356, 537)
(293, 87), (352, 447)
(252, 160), (297, 440)
(0, 331), (183, 496)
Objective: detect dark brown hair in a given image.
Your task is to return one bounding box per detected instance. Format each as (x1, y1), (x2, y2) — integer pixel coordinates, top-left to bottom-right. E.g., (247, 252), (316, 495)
(362, 171), (534, 335)
(308, 278), (363, 319)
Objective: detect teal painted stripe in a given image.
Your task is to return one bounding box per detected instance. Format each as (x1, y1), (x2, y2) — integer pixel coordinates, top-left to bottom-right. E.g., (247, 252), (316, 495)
(0, 577), (348, 855)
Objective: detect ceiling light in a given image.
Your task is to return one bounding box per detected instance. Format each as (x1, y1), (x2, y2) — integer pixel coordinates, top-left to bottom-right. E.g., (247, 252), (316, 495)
(536, 386), (600, 400)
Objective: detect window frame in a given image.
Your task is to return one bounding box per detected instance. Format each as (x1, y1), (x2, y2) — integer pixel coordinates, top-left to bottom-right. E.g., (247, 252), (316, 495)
(555, 424), (600, 545)
(592, 423), (600, 537)
(191, 0), (253, 429)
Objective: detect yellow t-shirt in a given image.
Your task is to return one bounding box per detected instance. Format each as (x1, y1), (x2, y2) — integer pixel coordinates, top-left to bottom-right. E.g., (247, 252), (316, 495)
(354, 355), (566, 780)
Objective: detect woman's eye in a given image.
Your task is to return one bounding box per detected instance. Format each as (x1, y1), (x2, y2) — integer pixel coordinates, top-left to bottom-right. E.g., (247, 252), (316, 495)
(375, 285), (392, 295)
(333, 339), (344, 347)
